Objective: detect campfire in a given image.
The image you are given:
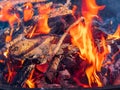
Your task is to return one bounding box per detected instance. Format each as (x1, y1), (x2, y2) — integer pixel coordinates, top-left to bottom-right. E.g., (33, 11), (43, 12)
(0, 0), (120, 89)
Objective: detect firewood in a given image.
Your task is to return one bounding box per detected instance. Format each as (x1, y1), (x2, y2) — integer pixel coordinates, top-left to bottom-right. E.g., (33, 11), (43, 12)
(49, 5), (72, 18)
(11, 58), (36, 87)
(44, 17), (84, 82)
(57, 69), (72, 87)
(47, 17), (84, 63)
(0, 0), (73, 56)
(33, 0), (72, 19)
(1, 0), (120, 88)
(46, 55), (63, 83)
(10, 35), (55, 59)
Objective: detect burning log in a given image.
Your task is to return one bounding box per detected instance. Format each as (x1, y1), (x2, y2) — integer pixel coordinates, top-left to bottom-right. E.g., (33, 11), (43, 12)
(11, 58), (36, 87)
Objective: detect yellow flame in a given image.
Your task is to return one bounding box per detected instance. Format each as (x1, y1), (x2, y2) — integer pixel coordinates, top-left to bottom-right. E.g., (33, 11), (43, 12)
(25, 69), (35, 88)
(107, 25), (120, 40)
(3, 49), (9, 58)
(26, 79), (35, 88)
(70, 0), (108, 87)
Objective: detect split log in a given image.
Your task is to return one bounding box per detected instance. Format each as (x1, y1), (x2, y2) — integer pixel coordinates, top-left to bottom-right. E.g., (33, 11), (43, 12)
(44, 18), (83, 82)
(9, 34), (77, 63)
(45, 55), (63, 83)
(10, 35), (55, 59)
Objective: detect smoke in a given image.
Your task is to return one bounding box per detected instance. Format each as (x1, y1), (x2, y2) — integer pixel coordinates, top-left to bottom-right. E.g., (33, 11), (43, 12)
(97, 0), (120, 23)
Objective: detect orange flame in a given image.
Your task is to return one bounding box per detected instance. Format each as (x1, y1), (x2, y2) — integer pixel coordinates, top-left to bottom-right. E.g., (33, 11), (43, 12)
(26, 4), (51, 38)
(25, 79), (35, 88)
(82, 0), (105, 21)
(70, 0), (108, 87)
(0, 2), (20, 27)
(7, 62), (15, 83)
(5, 35), (12, 43)
(0, 2), (20, 41)
(23, 2), (34, 22)
(107, 25), (120, 40)
(25, 69), (35, 88)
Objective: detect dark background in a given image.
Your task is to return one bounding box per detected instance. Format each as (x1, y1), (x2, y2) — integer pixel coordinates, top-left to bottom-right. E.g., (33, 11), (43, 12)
(51, 0), (120, 23)
(0, 0), (120, 29)
(97, 0), (120, 23)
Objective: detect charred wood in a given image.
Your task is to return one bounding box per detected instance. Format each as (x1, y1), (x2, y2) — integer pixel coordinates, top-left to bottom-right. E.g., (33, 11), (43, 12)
(45, 55), (63, 83)
(11, 57), (41, 87)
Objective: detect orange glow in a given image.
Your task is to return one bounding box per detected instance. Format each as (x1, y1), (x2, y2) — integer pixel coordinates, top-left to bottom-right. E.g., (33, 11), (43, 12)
(25, 69), (35, 88)
(107, 25), (120, 40)
(23, 2), (34, 22)
(70, 0), (108, 87)
(0, 60), (4, 63)
(26, 4), (51, 38)
(0, 2), (20, 27)
(5, 35), (12, 43)
(7, 63), (14, 83)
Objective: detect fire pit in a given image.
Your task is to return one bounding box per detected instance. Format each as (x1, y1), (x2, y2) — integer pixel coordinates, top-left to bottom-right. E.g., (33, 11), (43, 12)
(0, 0), (120, 89)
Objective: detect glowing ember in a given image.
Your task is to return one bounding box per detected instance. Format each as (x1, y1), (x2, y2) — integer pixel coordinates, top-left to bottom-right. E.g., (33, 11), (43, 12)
(107, 25), (120, 40)
(70, 0), (108, 87)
